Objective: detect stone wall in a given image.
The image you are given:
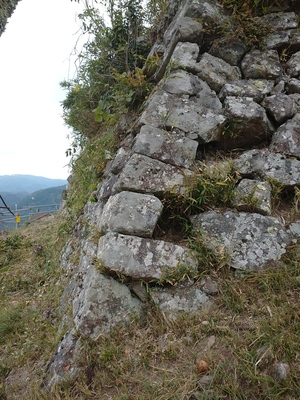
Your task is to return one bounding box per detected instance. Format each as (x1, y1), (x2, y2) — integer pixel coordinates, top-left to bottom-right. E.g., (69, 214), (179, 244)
(0, 0), (20, 36)
(45, 0), (300, 387)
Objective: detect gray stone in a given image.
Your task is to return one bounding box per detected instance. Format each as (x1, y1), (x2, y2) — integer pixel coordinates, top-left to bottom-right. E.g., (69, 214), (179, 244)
(241, 49), (283, 79)
(234, 179), (272, 216)
(286, 50), (300, 77)
(155, 0), (229, 81)
(177, 16), (203, 41)
(219, 79), (274, 103)
(288, 222), (300, 239)
(261, 93), (298, 123)
(138, 90), (172, 128)
(108, 147), (132, 175)
(208, 38), (248, 66)
(73, 259), (142, 338)
(60, 238), (79, 272)
(162, 69), (211, 97)
(269, 113), (300, 157)
(162, 3), (192, 48)
(290, 92), (300, 108)
(263, 30), (291, 50)
(200, 276), (219, 295)
(45, 329), (81, 389)
(150, 285), (210, 319)
(97, 174), (118, 200)
(234, 149), (300, 188)
(115, 153), (191, 196)
(170, 41), (200, 72)
(165, 100), (226, 142)
(196, 53), (242, 93)
(258, 12), (299, 30)
(83, 200), (105, 229)
(270, 80), (286, 94)
(219, 96), (274, 149)
(272, 363), (290, 380)
(97, 232), (198, 281)
(195, 80), (223, 110)
(153, 2), (196, 81)
(138, 90), (225, 143)
(99, 191), (163, 237)
(185, 0), (230, 28)
(286, 78), (300, 94)
(133, 124), (198, 168)
(191, 211), (292, 270)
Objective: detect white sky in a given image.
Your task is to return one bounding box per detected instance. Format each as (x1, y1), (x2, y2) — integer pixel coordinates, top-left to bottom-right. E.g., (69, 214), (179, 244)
(0, 0), (102, 179)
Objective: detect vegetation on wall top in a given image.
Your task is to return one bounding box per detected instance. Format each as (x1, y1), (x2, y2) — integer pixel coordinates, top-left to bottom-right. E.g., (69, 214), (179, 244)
(61, 0), (168, 221)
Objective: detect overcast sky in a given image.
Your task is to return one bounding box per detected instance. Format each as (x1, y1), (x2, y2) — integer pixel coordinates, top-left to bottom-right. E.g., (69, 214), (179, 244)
(0, 0), (101, 180)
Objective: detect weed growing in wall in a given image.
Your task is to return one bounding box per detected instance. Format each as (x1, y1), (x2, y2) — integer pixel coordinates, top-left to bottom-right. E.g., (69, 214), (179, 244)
(160, 160), (240, 233)
(209, 0), (290, 48)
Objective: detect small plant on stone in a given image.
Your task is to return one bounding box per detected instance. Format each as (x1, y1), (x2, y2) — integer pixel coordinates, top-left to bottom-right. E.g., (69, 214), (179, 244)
(235, 184), (261, 212)
(212, 0), (276, 48)
(188, 229), (231, 273)
(187, 160), (240, 213)
(143, 52), (162, 77)
(219, 0), (282, 16)
(158, 160), (240, 239)
(156, 261), (198, 287)
(266, 177), (285, 211)
(222, 119), (243, 140)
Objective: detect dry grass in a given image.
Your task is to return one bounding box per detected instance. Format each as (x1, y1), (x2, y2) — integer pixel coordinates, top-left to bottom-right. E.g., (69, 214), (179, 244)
(1, 213), (300, 400)
(0, 214), (69, 400)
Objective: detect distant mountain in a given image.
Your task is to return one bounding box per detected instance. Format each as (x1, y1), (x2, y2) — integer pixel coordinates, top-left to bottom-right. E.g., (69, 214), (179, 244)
(0, 185), (67, 230)
(16, 185), (66, 209)
(0, 174), (68, 194)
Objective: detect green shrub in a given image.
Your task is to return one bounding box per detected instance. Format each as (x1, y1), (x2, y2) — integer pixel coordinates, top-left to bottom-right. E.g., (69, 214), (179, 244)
(61, 1), (153, 142)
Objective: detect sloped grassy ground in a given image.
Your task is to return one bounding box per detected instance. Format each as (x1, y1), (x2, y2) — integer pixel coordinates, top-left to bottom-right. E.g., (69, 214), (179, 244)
(0, 214), (68, 399)
(0, 213), (300, 399)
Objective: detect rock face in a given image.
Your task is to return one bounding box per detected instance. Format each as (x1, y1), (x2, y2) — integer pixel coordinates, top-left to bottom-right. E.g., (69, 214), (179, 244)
(46, 1), (300, 387)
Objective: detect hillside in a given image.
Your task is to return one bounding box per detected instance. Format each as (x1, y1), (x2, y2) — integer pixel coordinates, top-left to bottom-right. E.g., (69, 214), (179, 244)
(1, 203), (300, 399)
(0, 214), (68, 399)
(1, 0), (300, 399)
(0, 175), (67, 194)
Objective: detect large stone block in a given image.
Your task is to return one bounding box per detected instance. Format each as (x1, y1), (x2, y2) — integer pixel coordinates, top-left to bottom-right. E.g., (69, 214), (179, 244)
(218, 96), (274, 149)
(191, 211), (292, 271)
(115, 153), (191, 196)
(97, 232), (198, 281)
(196, 53), (242, 93)
(234, 149), (300, 188)
(133, 124), (198, 168)
(269, 112), (300, 157)
(150, 285), (210, 320)
(241, 49), (283, 79)
(99, 191), (163, 237)
(73, 261), (142, 338)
